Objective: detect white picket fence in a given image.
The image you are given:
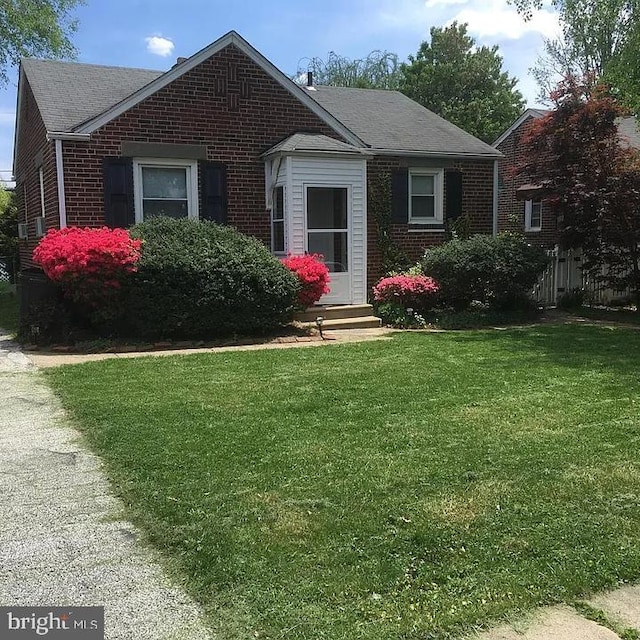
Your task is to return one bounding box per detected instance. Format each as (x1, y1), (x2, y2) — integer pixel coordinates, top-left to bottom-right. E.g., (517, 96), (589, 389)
(533, 246), (632, 306)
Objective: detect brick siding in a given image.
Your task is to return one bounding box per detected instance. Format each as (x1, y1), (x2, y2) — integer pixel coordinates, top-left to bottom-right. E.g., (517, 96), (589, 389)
(16, 42), (496, 295)
(60, 43), (342, 243)
(496, 117), (558, 247)
(13, 78), (58, 269)
(366, 156), (495, 291)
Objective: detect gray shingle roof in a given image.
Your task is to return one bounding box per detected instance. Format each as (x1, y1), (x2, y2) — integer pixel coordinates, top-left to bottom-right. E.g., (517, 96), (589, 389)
(21, 58), (163, 132)
(307, 85), (501, 156)
(21, 57), (500, 157)
(263, 133), (364, 155)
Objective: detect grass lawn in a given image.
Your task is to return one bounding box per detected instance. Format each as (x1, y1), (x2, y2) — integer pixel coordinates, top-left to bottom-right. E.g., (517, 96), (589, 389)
(46, 325), (640, 639)
(0, 286), (19, 333)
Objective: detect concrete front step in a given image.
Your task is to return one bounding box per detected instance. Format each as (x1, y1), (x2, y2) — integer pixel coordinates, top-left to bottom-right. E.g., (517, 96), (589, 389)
(294, 304), (375, 323)
(300, 316), (382, 330)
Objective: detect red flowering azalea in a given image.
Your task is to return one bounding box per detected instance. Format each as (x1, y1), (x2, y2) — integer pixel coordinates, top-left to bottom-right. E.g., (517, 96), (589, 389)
(33, 226), (142, 307)
(281, 253), (330, 307)
(373, 274), (439, 309)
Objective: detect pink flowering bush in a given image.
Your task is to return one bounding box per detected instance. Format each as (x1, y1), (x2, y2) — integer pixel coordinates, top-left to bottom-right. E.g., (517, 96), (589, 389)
(281, 254), (330, 307)
(33, 226), (142, 314)
(373, 274), (439, 310)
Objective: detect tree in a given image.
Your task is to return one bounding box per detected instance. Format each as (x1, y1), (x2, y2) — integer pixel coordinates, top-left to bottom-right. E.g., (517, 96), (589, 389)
(0, 0), (83, 86)
(0, 186), (18, 279)
(519, 76), (640, 306)
(295, 50), (401, 90)
(511, 0), (640, 111)
(399, 23), (525, 143)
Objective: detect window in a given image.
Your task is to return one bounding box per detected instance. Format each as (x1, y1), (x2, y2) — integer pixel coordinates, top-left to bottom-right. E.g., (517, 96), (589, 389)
(133, 158), (199, 223)
(409, 169), (443, 224)
(306, 186), (348, 273)
(525, 199), (542, 231)
(272, 185), (285, 254)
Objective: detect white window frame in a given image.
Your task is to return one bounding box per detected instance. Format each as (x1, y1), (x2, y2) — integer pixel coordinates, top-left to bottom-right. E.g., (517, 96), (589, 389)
(271, 184), (286, 255)
(525, 199), (542, 232)
(304, 183), (351, 274)
(408, 168), (444, 225)
(133, 158), (199, 223)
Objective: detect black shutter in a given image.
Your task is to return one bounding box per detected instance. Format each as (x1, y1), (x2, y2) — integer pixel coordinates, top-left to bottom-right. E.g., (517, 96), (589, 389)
(103, 157), (134, 228)
(445, 169), (463, 220)
(391, 169), (409, 223)
(200, 161), (227, 223)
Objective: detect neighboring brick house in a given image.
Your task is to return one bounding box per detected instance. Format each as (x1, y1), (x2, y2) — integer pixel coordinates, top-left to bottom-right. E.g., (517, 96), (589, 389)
(13, 30), (501, 305)
(494, 108), (640, 248)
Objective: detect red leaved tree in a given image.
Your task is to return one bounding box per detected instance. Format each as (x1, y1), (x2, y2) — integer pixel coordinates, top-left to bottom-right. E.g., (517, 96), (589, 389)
(519, 76), (640, 307)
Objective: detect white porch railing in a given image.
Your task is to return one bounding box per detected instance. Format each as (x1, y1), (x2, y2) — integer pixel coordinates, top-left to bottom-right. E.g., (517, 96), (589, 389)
(532, 247), (632, 306)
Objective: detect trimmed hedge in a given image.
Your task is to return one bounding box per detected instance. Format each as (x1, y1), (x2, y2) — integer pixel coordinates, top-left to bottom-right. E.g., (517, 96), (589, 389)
(126, 217), (299, 339)
(421, 233), (549, 311)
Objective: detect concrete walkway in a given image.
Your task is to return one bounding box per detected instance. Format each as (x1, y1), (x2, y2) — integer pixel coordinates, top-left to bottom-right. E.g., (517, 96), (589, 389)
(470, 590), (640, 639)
(0, 331), (213, 639)
(28, 327), (396, 368)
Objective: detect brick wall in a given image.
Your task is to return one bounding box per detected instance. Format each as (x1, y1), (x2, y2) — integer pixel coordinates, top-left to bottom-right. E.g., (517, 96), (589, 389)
(60, 43), (342, 243)
(496, 117), (557, 247)
(17, 42), (497, 295)
(13, 77), (58, 269)
(366, 156), (496, 291)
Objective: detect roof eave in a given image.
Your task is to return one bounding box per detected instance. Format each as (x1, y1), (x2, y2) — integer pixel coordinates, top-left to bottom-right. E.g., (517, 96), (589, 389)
(72, 31), (367, 149)
(262, 148), (372, 159)
(368, 148), (504, 160)
(47, 131), (91, 141)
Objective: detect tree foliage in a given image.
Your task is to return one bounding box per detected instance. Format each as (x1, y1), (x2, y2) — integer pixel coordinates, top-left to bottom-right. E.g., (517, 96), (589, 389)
(0, 0), (83, 85)
(512, 0), (640, 111)
(295, 50), (401, 90)
(519, 77), (640, 305)
(0, 186), (18, 270)
(399, 23), (525, 143)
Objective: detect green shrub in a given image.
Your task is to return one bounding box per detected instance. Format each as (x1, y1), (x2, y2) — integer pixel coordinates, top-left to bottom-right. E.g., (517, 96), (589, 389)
(376, 302), (428, 328)
(557, 288), (586, 310)
(421, 233), (549, 311)
(126, 217), (299, 339)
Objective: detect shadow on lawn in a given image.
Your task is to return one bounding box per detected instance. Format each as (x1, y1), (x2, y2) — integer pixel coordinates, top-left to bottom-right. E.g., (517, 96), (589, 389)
(427, 323), (640, 380)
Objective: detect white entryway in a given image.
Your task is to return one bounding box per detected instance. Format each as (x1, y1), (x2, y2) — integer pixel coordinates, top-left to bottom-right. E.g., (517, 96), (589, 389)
(266, 152), (367, 305)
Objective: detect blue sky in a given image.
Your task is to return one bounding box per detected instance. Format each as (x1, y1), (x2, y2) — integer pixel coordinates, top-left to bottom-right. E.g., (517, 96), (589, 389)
(0, 0), (561, 186)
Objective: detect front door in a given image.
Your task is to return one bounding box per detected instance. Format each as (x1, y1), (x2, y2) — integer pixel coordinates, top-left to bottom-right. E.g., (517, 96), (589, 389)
(305, 185), (351, 304)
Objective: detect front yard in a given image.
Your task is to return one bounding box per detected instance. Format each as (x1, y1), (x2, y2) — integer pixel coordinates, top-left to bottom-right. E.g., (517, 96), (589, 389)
(46, 325), (640, 639)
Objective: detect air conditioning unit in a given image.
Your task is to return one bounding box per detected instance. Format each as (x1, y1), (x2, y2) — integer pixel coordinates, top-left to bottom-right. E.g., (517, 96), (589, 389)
(35, 216), (46, 237)
(17, 223), (28, 240)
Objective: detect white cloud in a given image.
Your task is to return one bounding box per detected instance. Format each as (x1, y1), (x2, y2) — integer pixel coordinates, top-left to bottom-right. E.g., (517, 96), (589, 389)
(449, 0), (561, 40)
(145, 35), (175, 57)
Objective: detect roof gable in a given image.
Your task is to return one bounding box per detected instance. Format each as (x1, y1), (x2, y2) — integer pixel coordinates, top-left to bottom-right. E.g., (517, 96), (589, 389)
(18, 31), (504, 158)
(72, 31), (364, 146)
(263, 133), (367, 156)
(493, 108), (549, 148)
(493, 108), (639, 150)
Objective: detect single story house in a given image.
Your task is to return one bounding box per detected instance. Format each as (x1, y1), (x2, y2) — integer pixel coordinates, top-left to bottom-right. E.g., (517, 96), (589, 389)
(493, 108), (640, 248)
(14, 30), (502, 305)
